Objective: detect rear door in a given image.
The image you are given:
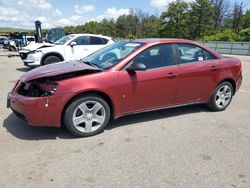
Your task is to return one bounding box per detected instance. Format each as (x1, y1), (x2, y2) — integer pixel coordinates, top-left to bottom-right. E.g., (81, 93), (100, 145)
(118, 44), (179, 114)
(88, 36), (110, 54)
(174, 43), (221, 104)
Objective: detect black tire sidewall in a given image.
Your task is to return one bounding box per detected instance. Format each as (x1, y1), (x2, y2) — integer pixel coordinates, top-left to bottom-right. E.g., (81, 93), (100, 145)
(43, 55), (61, 65)
(64, 95), (111, 137)
(9, 46), (15, 51)
(209, 82), (234, 111)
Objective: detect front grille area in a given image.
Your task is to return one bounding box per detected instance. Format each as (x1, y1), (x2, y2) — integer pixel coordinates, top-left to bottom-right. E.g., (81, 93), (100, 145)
(19, 52), (28, 60)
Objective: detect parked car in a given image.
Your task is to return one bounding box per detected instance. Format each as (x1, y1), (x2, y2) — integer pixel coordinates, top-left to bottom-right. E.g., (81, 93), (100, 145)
(19, 34), (114, 67)
(7, 39), (242, 137)
(3, 38), (10, 49)
(0, 36), (8, 46)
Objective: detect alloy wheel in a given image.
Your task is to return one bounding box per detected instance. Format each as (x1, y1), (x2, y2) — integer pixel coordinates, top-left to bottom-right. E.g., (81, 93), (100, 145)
(215, 85), (232, 109)
(72, 100), (106, 133)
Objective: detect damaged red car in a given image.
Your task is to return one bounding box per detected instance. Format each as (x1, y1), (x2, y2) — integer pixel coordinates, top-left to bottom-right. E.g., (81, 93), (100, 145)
(7, 39), (242, 137)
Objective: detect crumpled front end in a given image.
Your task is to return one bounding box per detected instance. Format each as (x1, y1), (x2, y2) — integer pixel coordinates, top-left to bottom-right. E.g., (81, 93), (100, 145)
(8, 78), (69, 127)
(7, 63), (102, 127)
(19, 50), (43, 67)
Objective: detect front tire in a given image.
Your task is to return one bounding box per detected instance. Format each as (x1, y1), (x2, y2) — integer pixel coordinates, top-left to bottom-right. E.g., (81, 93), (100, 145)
(9, 46), (16, 51)
(207, 82), (233, 111)
(63, 95), (111, 137)
(43, 55), (61, 65)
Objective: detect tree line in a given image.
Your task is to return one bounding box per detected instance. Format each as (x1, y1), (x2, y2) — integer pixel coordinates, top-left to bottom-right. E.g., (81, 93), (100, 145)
(64, 0), (250, 41)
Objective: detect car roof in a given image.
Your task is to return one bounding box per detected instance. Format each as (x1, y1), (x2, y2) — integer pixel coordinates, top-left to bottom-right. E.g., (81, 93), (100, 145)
(71, 33), (112, 40)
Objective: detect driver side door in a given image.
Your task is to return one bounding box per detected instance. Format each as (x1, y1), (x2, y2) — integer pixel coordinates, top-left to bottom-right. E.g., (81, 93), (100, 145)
(118, 44), (179, 114)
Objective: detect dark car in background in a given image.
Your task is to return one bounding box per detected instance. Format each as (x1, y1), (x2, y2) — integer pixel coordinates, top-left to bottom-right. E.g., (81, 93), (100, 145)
(0, 36), (8, 47)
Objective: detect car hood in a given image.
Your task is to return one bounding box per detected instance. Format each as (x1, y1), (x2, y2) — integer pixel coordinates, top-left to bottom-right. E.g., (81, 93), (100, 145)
(21, 42), (55, 52)
(20, 60), (102, 82)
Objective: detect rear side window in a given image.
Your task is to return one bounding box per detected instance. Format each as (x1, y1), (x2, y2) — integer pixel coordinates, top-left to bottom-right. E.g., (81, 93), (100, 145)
(176, 44), (216, 64)
(90, 37), (108, 45)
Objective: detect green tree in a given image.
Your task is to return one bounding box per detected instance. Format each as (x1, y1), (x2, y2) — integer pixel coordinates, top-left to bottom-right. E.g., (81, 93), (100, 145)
(161, 0), (189, 38)
(188, 0), (214, 39)
(115, 15), (129, 38)
(232, 2), (244, 33)
(144, 15), (162, 38)
(99, 19), (116, 37)
(241, 10), (250, 29)
(211, 0), (230, 30)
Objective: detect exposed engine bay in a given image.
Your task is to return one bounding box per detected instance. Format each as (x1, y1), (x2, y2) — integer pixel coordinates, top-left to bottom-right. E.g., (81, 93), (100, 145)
(17, 78), (57, 97)
(17, 69), (100, 97)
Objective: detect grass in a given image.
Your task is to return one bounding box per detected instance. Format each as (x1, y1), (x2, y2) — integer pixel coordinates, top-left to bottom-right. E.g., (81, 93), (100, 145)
(0, 27), (33, 33)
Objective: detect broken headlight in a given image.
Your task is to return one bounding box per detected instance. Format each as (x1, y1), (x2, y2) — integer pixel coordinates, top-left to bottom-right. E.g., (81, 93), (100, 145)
(17, 79), (57, 97)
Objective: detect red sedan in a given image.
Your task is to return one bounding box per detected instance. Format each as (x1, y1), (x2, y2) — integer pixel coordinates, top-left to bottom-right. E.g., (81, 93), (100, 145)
(7, 39), (242, 137)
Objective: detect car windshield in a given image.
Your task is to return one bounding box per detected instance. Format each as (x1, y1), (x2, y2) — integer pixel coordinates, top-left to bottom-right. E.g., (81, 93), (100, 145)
(54, 35), (74, 45)
(81, 41), (144, 69)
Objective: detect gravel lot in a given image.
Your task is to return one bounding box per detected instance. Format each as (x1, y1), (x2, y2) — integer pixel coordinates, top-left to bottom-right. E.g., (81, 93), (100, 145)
(0, 48), (249, 188)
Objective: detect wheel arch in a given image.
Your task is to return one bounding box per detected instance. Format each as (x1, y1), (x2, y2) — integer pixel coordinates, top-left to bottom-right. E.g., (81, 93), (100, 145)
(217, 78), (236, 95)
(41, 52), (64, 65)
(60, 90), (115, 126)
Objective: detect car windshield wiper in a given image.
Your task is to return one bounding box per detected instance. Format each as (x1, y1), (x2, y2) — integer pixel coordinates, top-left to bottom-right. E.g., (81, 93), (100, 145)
(81, 60), (101, 69)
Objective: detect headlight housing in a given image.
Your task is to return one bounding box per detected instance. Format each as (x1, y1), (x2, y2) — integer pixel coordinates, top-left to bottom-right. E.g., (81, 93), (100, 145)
(17, 79), (58, 97)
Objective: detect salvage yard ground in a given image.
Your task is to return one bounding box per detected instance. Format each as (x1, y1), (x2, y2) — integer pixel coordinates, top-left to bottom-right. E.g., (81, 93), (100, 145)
(0, 48), (249, 188)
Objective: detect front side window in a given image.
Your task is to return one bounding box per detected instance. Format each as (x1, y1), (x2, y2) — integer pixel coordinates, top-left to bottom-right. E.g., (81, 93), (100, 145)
(131, 44), (174, 70)
(54, 35), (75, 45)
(73, 36), (90, 45)
(177, 44), (216, 64)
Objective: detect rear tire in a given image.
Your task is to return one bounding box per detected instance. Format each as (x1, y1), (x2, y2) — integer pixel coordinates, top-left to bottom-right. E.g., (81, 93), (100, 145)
(206, 81), (233, 111)
(63, 94), (111, 137)
(43, 55), (61, 65)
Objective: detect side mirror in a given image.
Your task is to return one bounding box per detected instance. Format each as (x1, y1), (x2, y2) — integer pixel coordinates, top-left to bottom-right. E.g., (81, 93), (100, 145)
(70, 41), (77, 47)
(126, 62), (146, 73)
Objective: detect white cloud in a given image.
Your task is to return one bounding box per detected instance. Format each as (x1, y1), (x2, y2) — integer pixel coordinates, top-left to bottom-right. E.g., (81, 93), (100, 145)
(54, 9), (63, 16)
(0, 7), (33, 28)
(0, 0), (65, 29)
(0, 7), (28, 22)
(94, 7), (129, 21)
(150, 0), (193, 9)
(17, 0), (52, 10)
(150, 0), (170, 8)
(150, 0), (171, 9)
(74, 4), (95, 14)
(105, 7), (129, 19)
(0, 2), (128, 29)
(56, 15), (85, 27)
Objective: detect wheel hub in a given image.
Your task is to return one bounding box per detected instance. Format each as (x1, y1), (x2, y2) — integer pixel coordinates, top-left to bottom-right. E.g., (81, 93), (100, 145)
(85, 112), (93, 120)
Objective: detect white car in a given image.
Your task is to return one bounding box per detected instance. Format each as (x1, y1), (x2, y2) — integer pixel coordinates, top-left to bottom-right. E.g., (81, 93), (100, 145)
(19, 34), (114, 67)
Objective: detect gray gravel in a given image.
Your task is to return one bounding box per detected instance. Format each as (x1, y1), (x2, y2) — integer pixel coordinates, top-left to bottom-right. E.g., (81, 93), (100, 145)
(0, 49), (250, 188)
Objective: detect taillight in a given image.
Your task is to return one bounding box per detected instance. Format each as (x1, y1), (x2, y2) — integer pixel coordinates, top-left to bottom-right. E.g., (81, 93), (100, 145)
(237, 62), (242, 70)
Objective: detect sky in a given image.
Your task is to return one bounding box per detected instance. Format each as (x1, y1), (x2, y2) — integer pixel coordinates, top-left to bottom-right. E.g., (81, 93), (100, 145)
(0, 0), (248, 29)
